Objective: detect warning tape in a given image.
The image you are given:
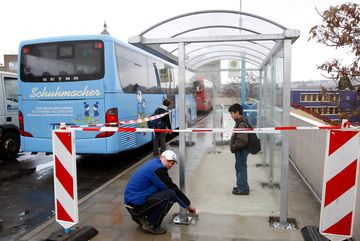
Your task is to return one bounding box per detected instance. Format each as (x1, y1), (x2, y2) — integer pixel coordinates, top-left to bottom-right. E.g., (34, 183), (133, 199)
(66, 124), (359, 134)
(71, 112), (169, 128)
(59, 117), (358, 134)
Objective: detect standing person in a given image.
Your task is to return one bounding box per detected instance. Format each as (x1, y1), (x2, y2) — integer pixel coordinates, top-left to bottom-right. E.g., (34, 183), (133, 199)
(124, 150), (197, 235)
(228, 103), (250, 195)
(153, 99), (172, 156)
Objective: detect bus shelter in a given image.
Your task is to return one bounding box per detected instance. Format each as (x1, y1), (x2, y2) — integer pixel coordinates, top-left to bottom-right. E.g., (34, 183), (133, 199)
(129, 10), (299, 226)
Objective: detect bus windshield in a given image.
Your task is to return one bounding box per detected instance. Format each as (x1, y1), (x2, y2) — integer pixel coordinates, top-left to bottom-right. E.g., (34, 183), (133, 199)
(20, 40), (104, 82)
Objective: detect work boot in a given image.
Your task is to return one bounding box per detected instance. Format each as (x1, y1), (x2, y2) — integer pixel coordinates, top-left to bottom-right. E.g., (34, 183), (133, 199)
(141, 220), (167, 235)
(232, 189), (249, 195)
(150, 226), (167, 235)
(131, 215), (146, 226)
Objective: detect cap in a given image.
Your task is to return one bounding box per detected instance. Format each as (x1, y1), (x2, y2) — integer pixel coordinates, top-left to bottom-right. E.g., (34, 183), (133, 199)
(161, 150), (177, 163)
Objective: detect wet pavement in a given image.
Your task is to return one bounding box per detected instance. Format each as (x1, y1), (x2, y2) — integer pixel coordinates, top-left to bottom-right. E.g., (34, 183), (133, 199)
(18, 109), (320, 241)
(0, 144), (154, 241)
(0, 113), (207, 241)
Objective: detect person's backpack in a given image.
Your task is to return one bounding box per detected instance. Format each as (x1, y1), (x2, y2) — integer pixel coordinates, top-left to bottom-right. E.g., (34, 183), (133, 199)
(148, 108), (166, 129)
(242, 120), (261, 154)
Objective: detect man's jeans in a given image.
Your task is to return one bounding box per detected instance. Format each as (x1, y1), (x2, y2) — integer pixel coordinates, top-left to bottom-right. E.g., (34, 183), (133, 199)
(234, 149), (249, 192)
(153, 132), (167, 154)
(126, 189), (176, 228)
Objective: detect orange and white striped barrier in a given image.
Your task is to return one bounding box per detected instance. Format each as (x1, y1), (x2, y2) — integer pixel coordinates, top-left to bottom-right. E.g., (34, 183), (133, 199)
(320, 129), (359, 241)
(52, 129), (78, 229)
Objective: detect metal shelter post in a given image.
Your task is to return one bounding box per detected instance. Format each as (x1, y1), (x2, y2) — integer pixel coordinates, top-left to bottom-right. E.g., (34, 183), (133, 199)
(263, 66), (270, 167)
(279, 39), (292, 226)
(241, 60), (246, 104)
(211, 71), (220, 153)
(268, 56), (277, 188)
(261, 67), (269, 167)
(173, 42), (191, 224)
(212, 80), (217, 153)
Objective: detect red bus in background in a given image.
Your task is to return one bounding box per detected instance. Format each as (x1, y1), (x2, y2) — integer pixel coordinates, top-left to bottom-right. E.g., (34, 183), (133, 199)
(193, 77), (213, 112)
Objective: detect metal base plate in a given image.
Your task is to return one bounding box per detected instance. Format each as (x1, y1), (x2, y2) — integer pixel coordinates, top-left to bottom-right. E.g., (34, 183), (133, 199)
(269, 216), (298, 230)
(261, 182), (280, 189)
(172, 213), (197, 225)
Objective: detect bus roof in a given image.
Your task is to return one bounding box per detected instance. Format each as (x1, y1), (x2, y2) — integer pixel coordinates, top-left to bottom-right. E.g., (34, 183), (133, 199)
(19, 34), (178, 69)
(19, 34), (114, 45)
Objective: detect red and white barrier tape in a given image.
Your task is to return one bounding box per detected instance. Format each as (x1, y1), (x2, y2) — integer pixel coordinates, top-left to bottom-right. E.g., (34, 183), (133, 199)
(66, 125), (359, 134)
(71, 112), (169, 128)
(58, 117), (358, 134)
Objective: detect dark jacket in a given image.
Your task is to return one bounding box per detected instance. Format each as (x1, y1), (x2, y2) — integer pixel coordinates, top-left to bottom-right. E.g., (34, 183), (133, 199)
(124, 158), (190, 208)
(155, 105), (171, 129)
(230, 118), (249, 153)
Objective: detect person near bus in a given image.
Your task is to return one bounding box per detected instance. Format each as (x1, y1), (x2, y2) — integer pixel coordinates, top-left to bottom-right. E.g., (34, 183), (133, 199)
(228, 103), (250, 195)
(152, 99), (172, 156)
(124, 150), (197, 235)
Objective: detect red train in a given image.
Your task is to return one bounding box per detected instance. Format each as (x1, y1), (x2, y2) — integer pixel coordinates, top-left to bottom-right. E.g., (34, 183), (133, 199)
(193, 77), (213, 112)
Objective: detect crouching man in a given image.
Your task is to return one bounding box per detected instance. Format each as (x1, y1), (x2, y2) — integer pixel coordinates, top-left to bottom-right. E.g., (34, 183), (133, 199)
(124, 150), (196, 235)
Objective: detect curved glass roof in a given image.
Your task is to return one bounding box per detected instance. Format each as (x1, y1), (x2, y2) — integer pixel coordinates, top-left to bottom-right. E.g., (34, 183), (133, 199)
(129, 10), (299, 70)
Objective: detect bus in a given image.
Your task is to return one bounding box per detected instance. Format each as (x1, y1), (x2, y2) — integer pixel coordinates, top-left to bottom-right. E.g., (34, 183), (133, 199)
(193, 77), (213, 112)
(0, 71), (20, 159)
(18, 35), (197, 154)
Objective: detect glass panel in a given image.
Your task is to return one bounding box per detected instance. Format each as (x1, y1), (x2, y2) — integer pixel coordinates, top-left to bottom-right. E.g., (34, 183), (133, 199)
(273, 51), (284, 189)
(275, 55), (284, 125)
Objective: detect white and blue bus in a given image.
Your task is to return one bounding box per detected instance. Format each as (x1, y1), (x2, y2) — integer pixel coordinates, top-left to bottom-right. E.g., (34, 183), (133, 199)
(18, 34), (197, 154)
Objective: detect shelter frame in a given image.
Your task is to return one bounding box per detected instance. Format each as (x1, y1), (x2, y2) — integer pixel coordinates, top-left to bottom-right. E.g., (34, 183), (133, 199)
(129, 10), (299, 226)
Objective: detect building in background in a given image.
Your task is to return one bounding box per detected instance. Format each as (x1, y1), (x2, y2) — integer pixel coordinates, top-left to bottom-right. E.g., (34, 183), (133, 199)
(0, 54), (17, 73)
(291, 87), (360, 124)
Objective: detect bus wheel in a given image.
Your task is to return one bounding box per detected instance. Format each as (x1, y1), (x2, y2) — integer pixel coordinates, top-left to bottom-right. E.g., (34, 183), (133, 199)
(2, 132), (20, 160)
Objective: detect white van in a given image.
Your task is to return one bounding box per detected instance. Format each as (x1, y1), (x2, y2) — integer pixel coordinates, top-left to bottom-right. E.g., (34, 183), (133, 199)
(0, 71), (20, 159)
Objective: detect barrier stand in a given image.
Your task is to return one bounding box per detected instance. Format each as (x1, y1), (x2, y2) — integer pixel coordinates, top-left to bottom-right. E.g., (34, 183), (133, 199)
(302, 121), (359, 241)
(46, 124), (98, 241)
(319, 129), (359, 241)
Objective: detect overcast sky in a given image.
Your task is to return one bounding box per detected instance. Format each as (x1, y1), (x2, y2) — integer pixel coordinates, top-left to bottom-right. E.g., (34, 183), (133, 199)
(0, 0), (352, 82)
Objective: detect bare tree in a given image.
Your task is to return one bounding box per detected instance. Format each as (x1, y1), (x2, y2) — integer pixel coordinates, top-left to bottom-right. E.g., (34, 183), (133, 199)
(309, 2), (360, 84)
(308, 2), (360, 122)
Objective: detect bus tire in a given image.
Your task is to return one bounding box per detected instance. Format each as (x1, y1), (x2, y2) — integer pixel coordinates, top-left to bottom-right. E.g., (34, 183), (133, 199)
(2, 132), (20, 160)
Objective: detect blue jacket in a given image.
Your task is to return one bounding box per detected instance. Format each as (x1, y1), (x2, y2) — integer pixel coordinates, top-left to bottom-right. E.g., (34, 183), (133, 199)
(124, 158), (190, 208)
